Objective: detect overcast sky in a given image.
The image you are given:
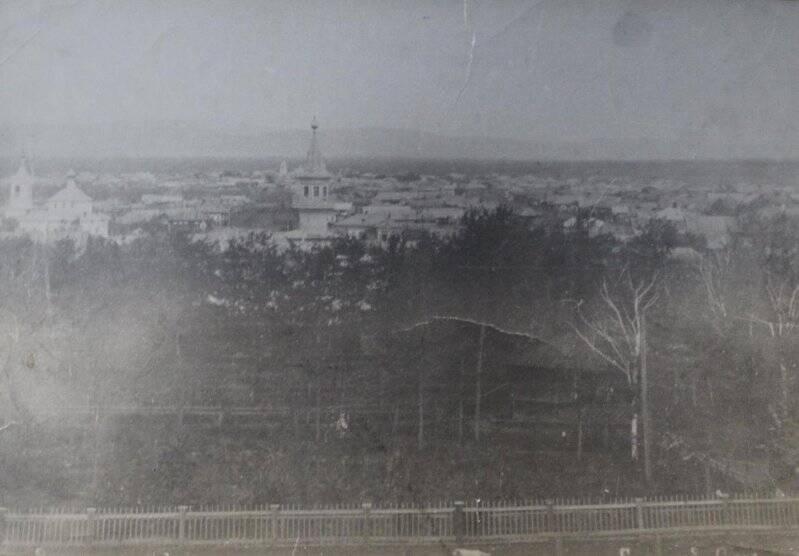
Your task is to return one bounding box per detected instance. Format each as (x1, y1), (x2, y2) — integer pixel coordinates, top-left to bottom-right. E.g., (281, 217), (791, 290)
(1, 0), (798, 156)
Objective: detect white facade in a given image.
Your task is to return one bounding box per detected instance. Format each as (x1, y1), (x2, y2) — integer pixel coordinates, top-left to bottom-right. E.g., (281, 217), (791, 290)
(2, 162), (110, 241)
(297, 209), (337, 235)
(3, 156), (35, 219)
(288, 118), (341, 236)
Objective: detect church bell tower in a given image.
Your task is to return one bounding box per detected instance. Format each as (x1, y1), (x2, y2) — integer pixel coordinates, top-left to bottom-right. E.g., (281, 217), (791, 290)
(5, 154), (35, 219)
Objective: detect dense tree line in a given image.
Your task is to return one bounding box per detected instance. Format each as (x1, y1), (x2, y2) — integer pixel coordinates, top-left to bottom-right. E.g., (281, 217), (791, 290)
(3, 207), (799, 506)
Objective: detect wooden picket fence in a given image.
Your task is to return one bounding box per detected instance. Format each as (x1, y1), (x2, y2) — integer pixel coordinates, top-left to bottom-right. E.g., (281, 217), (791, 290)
(3, 495), (799, 549)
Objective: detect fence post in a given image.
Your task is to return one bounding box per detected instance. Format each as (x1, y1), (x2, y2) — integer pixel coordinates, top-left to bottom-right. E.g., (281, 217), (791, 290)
(453, 501), (465, 544)
(635, 498), (645, 530)
(546, 499), (556, 532)
(178, 505), (188, 543)
(270, 504), (281, 544)
(86, 508), (96, 546)
(362, 502), (372, 544)
(550, 498), (563, 555)
(722, 497), (730, 526)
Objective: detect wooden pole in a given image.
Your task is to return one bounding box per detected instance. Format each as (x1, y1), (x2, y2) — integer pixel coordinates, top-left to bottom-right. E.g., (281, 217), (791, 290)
(392, 403), (400, 438)
(91, 408), (101, 498)
(178, 505), (188, 543)
(417, 356), (424, 450)
(270, 504), (281, 543)
(86, 508), (97, 546)
(474, 324), (487, 442)
(315, 377), (321, 442)
(416, 257), (427, 451)
(641, 316), (652, 485)
(453, 501), (465, 544)
(362, 502), (372, 544)
(44, 251), (51, 304)
(458, 353), (466, 442)
(635, 498), (644, 530)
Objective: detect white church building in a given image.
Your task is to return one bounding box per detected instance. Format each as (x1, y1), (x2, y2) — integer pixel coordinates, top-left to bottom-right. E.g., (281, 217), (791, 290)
(285, 118), (350, 237)
(2, 157), (110, 242)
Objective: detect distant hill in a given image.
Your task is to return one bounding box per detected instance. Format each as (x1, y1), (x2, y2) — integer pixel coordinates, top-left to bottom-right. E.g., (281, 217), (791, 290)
(0, 122), (559, 159)
(0, 122), (792, 161)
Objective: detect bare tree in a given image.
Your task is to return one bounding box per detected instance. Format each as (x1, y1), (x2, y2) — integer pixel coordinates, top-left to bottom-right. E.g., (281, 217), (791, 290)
(698, 251), (799, 429)
(571, 270), (659, 484)
(697, 250), (733, 336)
(742, 275), (799, 427)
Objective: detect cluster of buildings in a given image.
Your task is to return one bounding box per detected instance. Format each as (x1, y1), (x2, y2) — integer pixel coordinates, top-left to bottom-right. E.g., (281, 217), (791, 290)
(2, 157), (109, 243)
(5, 119), (795, 252)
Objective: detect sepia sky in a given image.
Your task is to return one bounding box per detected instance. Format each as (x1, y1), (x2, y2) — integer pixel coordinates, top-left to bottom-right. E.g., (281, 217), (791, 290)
(1, 0), (798, 156)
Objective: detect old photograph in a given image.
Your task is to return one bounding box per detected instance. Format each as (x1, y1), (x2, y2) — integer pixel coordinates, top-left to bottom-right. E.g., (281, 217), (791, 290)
(1, 1), (798, 554)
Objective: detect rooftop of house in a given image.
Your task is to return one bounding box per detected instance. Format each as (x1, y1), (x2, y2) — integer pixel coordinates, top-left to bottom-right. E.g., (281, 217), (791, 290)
(332, 213), (390, 228)
(48, 179), (93, 205)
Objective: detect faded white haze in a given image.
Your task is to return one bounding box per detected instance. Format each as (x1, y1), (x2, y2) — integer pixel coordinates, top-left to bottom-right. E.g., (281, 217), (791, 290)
(1, 0), (798, 159)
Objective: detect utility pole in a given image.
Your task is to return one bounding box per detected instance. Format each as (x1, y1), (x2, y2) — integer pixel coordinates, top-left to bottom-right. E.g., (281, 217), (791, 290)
(458, 355), (465, 443)
(417, 333), (425, 450)
(315, 375), (322, 442)
(44, 250), (51, 304)
(640, 314), (652, 485)
(474, 324), (486, 441)
(416, 254), (428, 450)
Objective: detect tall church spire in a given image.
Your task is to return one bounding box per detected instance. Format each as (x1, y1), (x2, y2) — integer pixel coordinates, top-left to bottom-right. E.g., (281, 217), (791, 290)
(304, 116), (326, 175)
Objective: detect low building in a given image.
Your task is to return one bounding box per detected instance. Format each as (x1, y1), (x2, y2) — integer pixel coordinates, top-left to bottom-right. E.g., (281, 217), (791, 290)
(2, 161), (110, 241)
(230, 203), (297, 232)
(140, 193), (183, 205)
(331, 212), (391, 243)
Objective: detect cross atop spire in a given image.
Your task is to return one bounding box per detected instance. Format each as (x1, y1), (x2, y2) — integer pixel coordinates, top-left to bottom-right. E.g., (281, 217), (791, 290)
(17, 153), (31, 176)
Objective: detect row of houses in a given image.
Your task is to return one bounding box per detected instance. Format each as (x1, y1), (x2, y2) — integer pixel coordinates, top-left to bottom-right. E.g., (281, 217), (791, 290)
(5, 119), (788, 252)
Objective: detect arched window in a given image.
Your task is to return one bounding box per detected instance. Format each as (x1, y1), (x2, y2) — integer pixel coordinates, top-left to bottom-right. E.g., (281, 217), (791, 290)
(323, 186), (327, 197)
(313, 186), (319, 197)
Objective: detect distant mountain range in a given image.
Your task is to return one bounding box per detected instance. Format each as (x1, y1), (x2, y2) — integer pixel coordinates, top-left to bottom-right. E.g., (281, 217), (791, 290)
(0, 122), (792, 161)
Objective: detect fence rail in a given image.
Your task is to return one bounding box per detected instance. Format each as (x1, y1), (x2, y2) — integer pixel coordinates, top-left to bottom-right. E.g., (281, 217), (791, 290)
(3, 496), (799, 548)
